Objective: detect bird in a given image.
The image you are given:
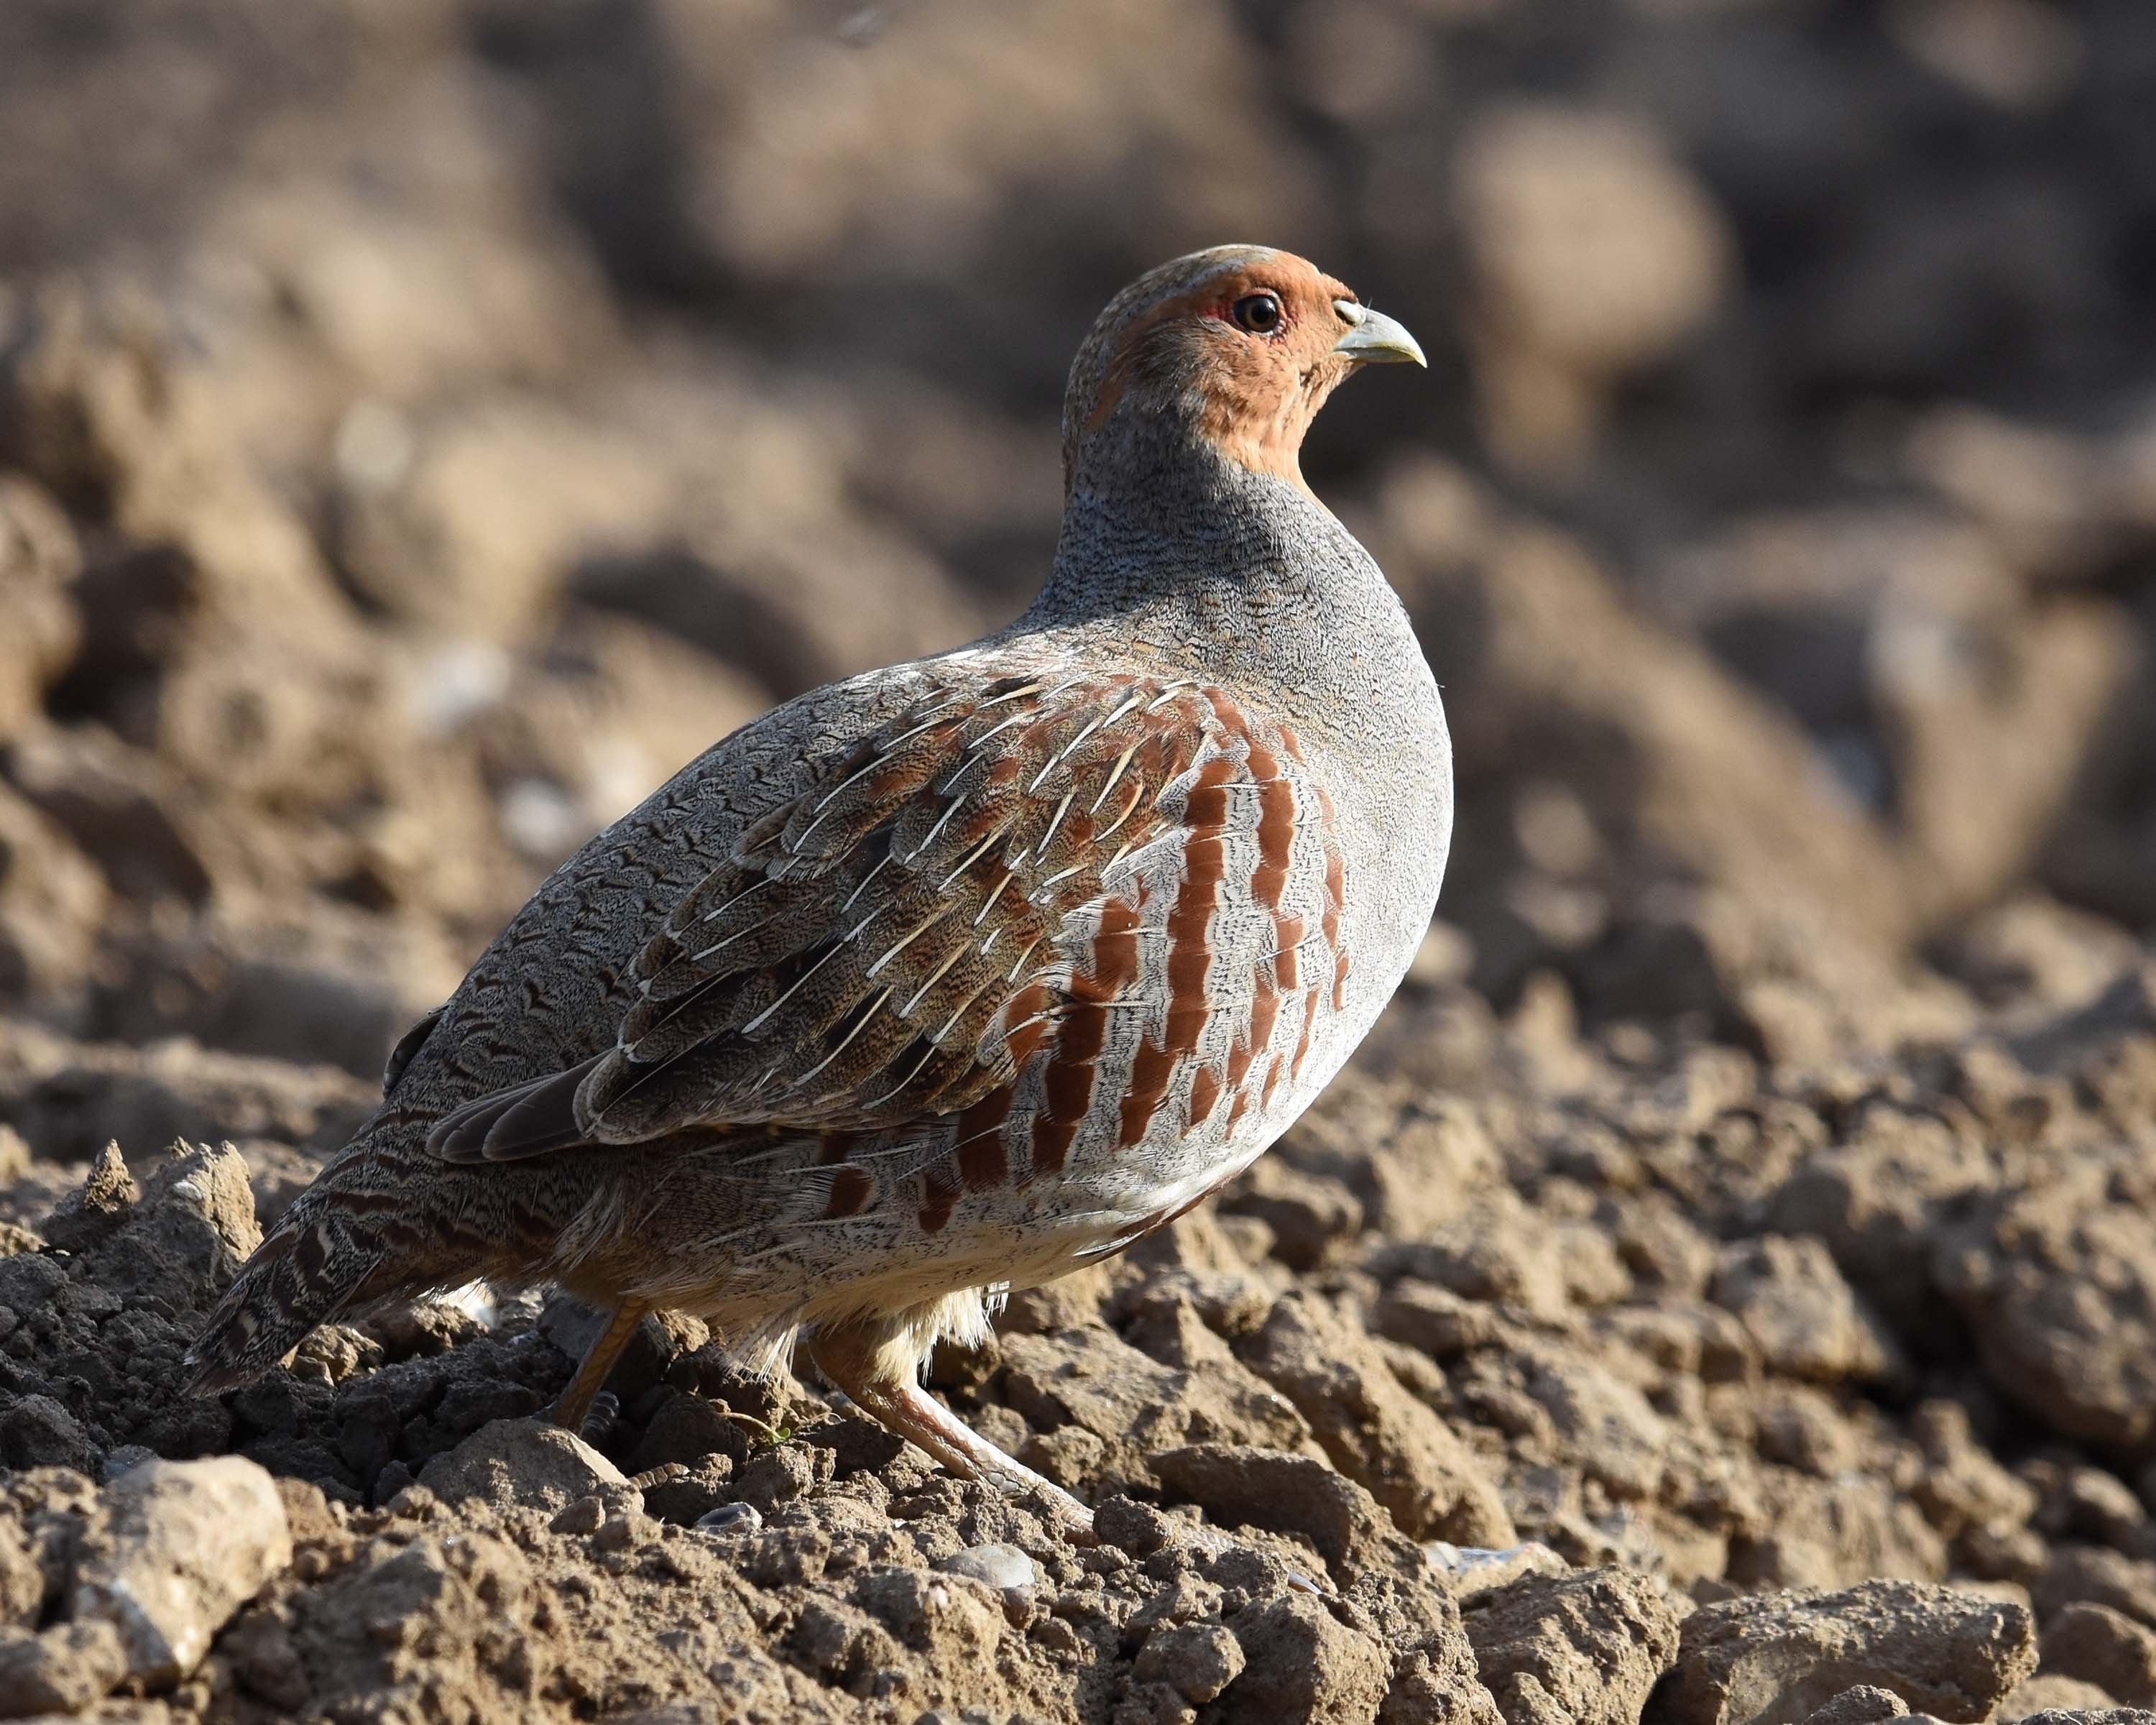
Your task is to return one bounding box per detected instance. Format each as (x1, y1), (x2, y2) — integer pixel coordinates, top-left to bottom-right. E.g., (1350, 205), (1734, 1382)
(185, 245), (1450, 1535)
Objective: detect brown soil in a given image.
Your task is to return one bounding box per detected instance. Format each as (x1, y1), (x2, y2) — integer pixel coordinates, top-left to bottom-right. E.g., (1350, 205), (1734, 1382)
(4, 3), (2156, 1722)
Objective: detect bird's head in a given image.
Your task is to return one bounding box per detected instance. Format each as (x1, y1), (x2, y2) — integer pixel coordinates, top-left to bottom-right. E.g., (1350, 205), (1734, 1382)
(1061, 245), (1425, 500)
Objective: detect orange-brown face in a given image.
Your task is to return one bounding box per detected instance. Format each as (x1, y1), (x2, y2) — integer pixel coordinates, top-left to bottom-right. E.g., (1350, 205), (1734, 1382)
(1063, 247), (1424, 494)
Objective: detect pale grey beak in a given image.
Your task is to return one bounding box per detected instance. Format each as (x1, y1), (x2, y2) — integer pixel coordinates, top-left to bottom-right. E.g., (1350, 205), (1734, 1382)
(1331, 299), (1426, 367)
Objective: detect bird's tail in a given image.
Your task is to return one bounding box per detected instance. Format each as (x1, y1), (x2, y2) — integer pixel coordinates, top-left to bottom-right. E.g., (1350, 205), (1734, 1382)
(182, 1146), (430, 1394)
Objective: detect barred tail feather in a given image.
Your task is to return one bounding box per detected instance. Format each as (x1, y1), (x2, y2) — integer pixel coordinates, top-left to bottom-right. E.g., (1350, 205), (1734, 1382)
(182, 1185), (395, 1394)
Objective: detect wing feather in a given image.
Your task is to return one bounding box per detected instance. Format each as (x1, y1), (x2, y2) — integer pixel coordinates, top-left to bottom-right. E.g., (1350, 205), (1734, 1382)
(425, 670), (1218, 1163)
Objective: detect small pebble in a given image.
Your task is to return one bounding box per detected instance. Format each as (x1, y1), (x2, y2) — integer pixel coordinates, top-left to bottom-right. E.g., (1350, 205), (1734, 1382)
(1094, 1494), (1171, 1556)
(941, 1541), (1036, 1591)
(385, 1483), (440, 1521)
(100, 1445), (157, 1484)
(1425, 1539), (1566, 1596)
(594, 1511), (657, 1552)
(695, 1501), (763, 1535)
(550, 1495), (607, 1536)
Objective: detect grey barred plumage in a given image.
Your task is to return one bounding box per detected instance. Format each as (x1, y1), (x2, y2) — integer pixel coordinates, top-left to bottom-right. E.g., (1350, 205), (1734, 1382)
(185, 245), (1450, 1533)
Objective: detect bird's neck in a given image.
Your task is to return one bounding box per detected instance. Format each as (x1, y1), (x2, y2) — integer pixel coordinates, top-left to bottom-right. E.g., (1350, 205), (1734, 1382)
(1023, 433), (1434, 740)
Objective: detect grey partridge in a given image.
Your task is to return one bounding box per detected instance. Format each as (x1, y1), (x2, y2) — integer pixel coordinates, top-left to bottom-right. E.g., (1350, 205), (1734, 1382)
(187, 246), (1448, 1532)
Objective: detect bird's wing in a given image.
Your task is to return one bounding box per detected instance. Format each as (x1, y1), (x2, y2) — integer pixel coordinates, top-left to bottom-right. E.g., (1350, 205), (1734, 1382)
(425, 667), (1328, 1164)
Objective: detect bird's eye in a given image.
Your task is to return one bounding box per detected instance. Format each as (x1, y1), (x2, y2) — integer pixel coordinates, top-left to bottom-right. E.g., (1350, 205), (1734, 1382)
(1231, 293), (1283, 336)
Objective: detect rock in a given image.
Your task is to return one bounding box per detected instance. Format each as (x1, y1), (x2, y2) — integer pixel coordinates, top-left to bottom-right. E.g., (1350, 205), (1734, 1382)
(997, 1323), (1312, 1497)
(940, 1542), (1035, 1593)
(1800, 1687), (1910, 1724)
(548, 1494), (607, 1536)
(1936, 1146), (2156, 1453)
(2025, 1461), (2147, 1549)
(1095, 1494), (1174, 1558)
(0, 1619), (128, 1719)
(2043, 1604), (2156, 1708)
(1462, 1566), (1684, 1725)
(1649, 1580), (2037, 1724)
(2009, 1711), (2156, 1725)
(333, 396), (671, 648)
(70, 1456), (292, 1688)
(1388, 514), (1925, 1049)
(86, 919), (452, 1084)
(4, 722), (222, 906)
(37, 1140), (139, 1252)
(0, 1394), (91, 1473)
(1150, 1444), (1411, 1586)
(852, 1565), (1006, 1662)
(1222, 1156), (1365, 1269)
(415, 1417), (628, 1514)
(1709, 1236), (1896, 1384)
(1461, 1339), (1674, 1504)
(732, 1444), (829, 1517)
(1428, 1542), (1568, 1598)
(1728, 1463), (1950, 1592)
(63, 1140), (262, 1305)
(1238, 1290), (1514, 1545)
(2035, 1550), (2156, 1635)
(624, 1386), (751, 1476)
(1135, 1620), (1246, 1704)
(1999, 1676), (2130, 1721)
(1768, 1106), (1993, 1330)
(1222, 1591), (1391, 1725)
(1909, 1400), (2042, 1544)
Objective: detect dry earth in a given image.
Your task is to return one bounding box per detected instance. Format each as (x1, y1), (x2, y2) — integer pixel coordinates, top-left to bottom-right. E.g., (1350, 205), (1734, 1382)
(4, 2), (2156, 1722)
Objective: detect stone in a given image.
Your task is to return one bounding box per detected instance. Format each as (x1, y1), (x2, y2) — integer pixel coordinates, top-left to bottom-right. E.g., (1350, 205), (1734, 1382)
(1135, 1621), (1245, 1704)
(415, 1417), (628, 1514)
(1428, 1542), (1568, 1597)
(1936, 1145), (2156, 1453)
(2035, 1550), (2156, 1632)
(1223, 1591), (1390, 1724)
(1800, 1687), (1909, 1724)
(2044, 1604), (2156, 1708)
(1095, 1494), (1174, 1557)
(1997, 1676), (2129, 1720)
(1150, 1444), (1411, 1586)
(70, 1456), (292, 1688)
(2009, 1711), (2156, 1725)
(0, 1394), (92, 1473)
(695, 1502), (763, 1535)
(1710, 1236), (1896, 1384)
(1238, 1290), (1515, 1545)
(940, 1542), (1035, 1593)
(1649, 1580), (2037, 1724)
(0, 1620), (128, 1719)
(1462, 1566), (1684, 1725)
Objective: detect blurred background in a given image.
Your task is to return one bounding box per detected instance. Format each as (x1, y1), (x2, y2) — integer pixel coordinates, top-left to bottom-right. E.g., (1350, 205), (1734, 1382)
(1, 0), (2153, 1147)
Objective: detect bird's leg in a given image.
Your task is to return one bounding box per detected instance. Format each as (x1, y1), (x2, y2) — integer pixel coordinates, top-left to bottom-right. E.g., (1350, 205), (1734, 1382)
(806, 1322), (1322, 1588)
(553, 1297), (650, 1436)
(808, 1322), (1096, 1540)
